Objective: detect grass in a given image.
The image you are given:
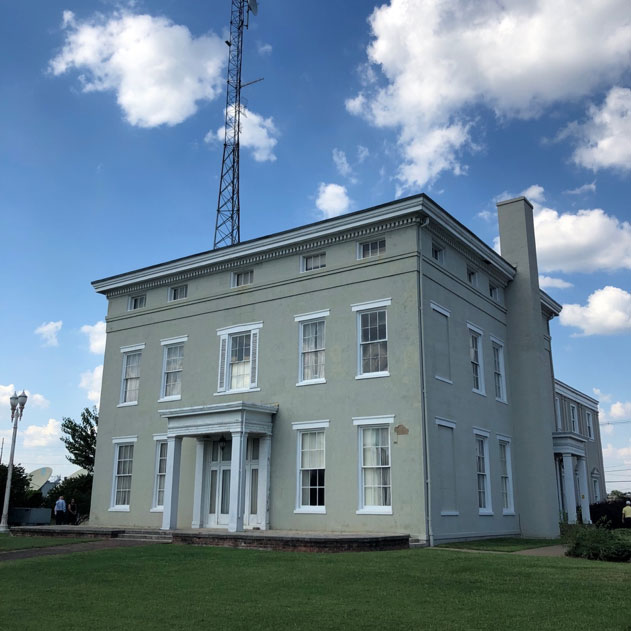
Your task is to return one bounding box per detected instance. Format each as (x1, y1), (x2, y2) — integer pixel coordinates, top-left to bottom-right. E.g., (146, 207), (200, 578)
(0, 534), (99, 552)
(439, 537), (562, 552)
(1, 544), (630, 630)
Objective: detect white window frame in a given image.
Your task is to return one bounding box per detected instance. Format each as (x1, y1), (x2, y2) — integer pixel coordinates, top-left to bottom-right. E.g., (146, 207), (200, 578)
(159, 336), (188, 402)
(354, 415), (394, 515)
(292, 420), (329, 514)
(586, 410), (594, 440)
(489, 284), (503, 305)
(554, 396), (562, 431)
(168, 284), (188, 301)
(352, 298), (391, 380)
(591, 475), (601, 502)
(301, 252), (326, 272)
(151, 434), (168, 512)
(358, 238), (386, 260)
(127, 294), (146, 311)
(570, 404), (578, 433)
(474, 429), (492, 515)
(467, 323), (485, 396)
(231, 269), (253, 288)
(467, 268), (478, 287)
(490, 336), (507, 403)
(109, 436), (137, 512)
(215, 322), (263, 395)
(431, 243), (445, 264)
(118, 343), (145, 407)
(497, 435), (514, 515)
(295, 310), (330, 386)
(430, 302), (452, 384)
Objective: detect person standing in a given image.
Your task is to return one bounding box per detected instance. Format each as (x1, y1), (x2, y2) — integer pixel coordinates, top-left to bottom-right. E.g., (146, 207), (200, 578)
(623, 501), (631, 528)
(67, 498), (78, 525)
(54, 496), (66, 526)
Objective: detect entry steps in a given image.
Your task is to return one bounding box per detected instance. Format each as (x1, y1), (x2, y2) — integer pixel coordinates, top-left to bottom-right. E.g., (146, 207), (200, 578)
(116, 529), (172, 543)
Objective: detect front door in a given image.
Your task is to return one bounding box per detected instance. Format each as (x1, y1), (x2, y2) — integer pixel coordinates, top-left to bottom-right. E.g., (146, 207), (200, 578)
(207, 439), (231, 527)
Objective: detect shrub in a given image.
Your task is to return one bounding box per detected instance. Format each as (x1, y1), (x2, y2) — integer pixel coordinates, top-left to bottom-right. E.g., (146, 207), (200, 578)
(565, 524), (631, 562)
(590, 500), (630, 528)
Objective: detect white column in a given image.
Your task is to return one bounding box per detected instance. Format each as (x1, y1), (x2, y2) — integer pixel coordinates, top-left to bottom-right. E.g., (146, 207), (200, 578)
(562, 453), (577, 524)
(578, 457), (591, 524)
(191, 439), (206, 529)
(258, 435), (271, 530)
(161, 436), (182, 530)
(228, 430), (247, 532)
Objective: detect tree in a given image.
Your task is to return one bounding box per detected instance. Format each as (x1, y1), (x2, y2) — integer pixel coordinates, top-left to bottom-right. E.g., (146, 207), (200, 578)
(60, 407), (98, 473)
(44, 474), (93, 518)
(0, 463), (31, 509)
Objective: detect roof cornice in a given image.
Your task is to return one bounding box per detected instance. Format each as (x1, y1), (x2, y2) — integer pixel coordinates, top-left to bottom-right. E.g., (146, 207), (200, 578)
(555, 379), (599, 410)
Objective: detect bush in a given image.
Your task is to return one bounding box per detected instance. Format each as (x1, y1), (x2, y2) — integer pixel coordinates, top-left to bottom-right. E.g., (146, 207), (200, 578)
(565, 524), (631, 562)
(590, 500), (630, 528)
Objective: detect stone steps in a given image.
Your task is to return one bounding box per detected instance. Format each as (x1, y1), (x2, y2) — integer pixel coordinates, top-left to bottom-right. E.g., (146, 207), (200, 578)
(116, 531), (173, 543)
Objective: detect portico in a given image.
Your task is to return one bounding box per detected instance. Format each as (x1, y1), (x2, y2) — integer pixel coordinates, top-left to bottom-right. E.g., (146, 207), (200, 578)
(158, 401), (278, 532)
(553, 433), (591, 524)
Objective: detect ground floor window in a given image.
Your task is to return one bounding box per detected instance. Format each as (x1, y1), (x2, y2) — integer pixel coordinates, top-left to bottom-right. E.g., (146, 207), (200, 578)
(111, 438), (136, 510)
(356, 421), (392, 513)
(474, 431), (492, 514)
(152, 440), (168, 510)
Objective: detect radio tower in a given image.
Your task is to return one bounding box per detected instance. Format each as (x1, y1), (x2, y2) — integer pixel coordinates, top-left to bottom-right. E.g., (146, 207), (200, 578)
(213, 0), (258, 249)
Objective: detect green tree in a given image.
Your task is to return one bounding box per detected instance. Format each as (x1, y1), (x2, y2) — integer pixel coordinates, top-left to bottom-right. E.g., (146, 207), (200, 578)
(0, 463), (31, 509)
(60, 407), (98, 473)
(44, 474), (93, 519)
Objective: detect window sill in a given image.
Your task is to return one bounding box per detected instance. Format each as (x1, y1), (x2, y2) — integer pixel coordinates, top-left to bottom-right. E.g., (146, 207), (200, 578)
(150, 507), (164, 513)
(478, 510), (494, 516)
(495, 397), (508, 405)
(355, 372), (390, 380)
(214, 388), (261, 396)
(296, 379), (326, 387)
(158, 395), (181, 403)
(435, 376), (453, 384)
(356, 507), (392, 515)
(472, 389), (486, 397)
(117, 401), (138, 408)
(440, 511), (460, 516)
(294, 507), (326, 514)
(502, 510), (515, 516)
(108, 506), (130, 512)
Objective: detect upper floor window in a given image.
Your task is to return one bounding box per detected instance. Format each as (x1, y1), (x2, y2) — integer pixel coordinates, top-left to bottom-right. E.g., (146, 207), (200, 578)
(232, 270), (253, 288)
(128, 294), (146, 311)
(168, 284), (188, 301)
(119, 343), (145, 406)
(352, 299), (391, 379)
(295, 310), (329, 385)
(468, 324), (485, 395)
(431, 243), (445, 264)
(491, 338), (506, 402)
(359, 239), (386, 259)
(489, 284), (503, 304)
(467, 268), (478, 287)
(217, 322), (262, 393)
(570, 404), (578, 432)
(554, 396), (562, 431)
(586, 411), (594, 440)
(302, 253), (326, 272)
(160, 338), (186, 401)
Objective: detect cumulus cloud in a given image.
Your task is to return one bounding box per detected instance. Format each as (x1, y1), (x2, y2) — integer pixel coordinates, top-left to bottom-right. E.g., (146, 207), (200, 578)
(257, 42), (272, 56)
(315, 183), (351, 219)
(357, 145), (369, 163)
(347, 0), (631, 192)
(539, 276), (573, 290)
(80, 365), (103, 405)
(0, 385), (49, 409)
(49, 11), (226, 127)
(333, 149), (353, 178)
(34, 321), (62, 347)
(564, 182), (596, 196)
(23, 419), (61, 448)
(81, 321), (106, 354)
(610, 401), (631, 421)
(207, 106), (278, 162)
(565, 87), (631, 172)
(603, 442), (631, 461)
(560, 286), (631, 335)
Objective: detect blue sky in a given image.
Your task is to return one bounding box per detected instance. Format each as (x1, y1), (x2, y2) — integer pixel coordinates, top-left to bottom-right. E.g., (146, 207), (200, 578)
(1, 0), (630, 490)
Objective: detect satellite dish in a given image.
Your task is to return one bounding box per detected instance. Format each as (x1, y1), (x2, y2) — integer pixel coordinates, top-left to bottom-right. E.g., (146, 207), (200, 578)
(67, 468), (88, 479)
(28, 467), (53, 491)
(248, 0), (258, 16)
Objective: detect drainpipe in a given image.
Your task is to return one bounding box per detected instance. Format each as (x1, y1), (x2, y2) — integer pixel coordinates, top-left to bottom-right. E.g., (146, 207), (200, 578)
(417, 215), (434, 546)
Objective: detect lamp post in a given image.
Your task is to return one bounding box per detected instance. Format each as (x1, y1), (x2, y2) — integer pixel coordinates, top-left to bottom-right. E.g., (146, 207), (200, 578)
(0, 391), (28, 533)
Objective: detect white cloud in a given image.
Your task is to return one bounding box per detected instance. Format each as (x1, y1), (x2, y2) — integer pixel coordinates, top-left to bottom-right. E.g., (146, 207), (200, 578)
(538, 276), (573, 290)
(593, 388), (612, 404)
(357, 145), (369, 163)
(0, 385), (49, 410)
(257, 42), (272, 56)
(610, 401), (631, 421)
(560, 286), (631, 335)
(80, 365), (103, 406)
(603, 442), (631, 460)
(208, 106), (278, 162)
(333, 149), (353, 178)
(564, 182), (596, 196)
(49, 11), (226, 128)
(23, 419), (61, 448)
(81, 321), (106, 354)
(315, 183), (351, 219)
(34, 321), (62, 347)
(347, 0), (631, 192)
(567, 87), (631, 172)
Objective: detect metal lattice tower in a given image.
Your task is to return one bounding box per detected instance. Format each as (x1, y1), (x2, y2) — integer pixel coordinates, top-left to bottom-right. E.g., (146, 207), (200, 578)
(214, 0), (256, 249)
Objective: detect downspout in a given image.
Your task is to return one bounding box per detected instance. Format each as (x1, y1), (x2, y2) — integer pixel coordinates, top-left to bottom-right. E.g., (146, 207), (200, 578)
(417, 215), (434, 546)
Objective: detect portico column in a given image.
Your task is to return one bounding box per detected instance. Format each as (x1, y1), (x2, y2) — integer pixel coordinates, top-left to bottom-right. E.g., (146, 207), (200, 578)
(161, 436), (182, 530)
(578, 457), (591, 524)
(228, 430), (247, 532)
(191, 439), (206, 529)
(562, 453), (577, 524)
(257, 435), (271, 529)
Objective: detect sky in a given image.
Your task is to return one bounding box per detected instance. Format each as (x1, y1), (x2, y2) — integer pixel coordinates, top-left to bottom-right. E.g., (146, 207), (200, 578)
(1, 0), (630, 491)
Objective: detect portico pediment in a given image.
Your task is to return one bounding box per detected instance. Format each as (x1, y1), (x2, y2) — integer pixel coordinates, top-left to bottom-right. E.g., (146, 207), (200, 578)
(552, 432), (586, 456)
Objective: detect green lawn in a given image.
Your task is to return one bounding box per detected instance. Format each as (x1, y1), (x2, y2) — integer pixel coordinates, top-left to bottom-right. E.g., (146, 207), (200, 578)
(0, 534), (98, 551)
(439, 537), (562, 552)
(1, 544), (630, 630)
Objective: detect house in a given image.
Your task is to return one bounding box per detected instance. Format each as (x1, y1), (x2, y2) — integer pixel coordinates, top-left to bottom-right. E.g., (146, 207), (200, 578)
(89, 193), (606, 543)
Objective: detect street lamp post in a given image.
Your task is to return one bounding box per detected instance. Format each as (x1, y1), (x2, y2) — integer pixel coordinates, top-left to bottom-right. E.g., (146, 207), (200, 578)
(0, 391), (28, 533)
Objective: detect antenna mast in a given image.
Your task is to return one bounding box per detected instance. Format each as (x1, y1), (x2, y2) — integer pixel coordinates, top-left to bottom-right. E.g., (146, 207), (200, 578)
(214, 0), (258, 249)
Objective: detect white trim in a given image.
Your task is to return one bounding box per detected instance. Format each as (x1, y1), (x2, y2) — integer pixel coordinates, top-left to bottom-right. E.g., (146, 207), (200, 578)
(167, 284), (188, 301)
(435, 417), (456, 429)
(466, 321), (484, 335)
(353, 415), (395, 425)
(216, 321), (263, 336)
(497, 436), (515, 515)
(351, 298), (392, 312)
(230, 269), (254, 288)
(430, 301), (451, 317)
(467, 324), (486, 395)
(434, 376), (453, 385)
(356, 423), (393, 513)
(158, 395), (182, 403)
(473, 431), (492, 515)
(355, 371), (390, 380)
(357, 237), (386, 260)
(108, 506), (131, 512)
(294, 309), (330, 322)
(297, 317), (326, 385)
(300, 252), (327, 272)
(112, 435), (138, 444)
(490, 337), (507, 403)
(292, 420), (330, 430)
(294, 507), (326, 514)
(120, 343), (145, 353)
(127, 294), (146, 311)
(472, 427), (490, 437)
(152, 438), (168, 511)
(160, 335), (188, 346)
(117, 402), (138, 408)
(356, 507), (393, 515)
(110, 439), (136, 511)
(213, 388), (261, 396)
(296, 379), (326, 387)
(153, 433), (167, 441)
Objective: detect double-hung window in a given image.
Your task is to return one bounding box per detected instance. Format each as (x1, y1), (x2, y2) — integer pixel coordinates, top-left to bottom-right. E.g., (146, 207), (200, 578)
(119, 344), (145, 406)
(168, 284), (188, 301)
(491, 338), (506, 402)
(432, 243), (445, 264)
(355, 416), (393, 514)
(570, 404), (578, 432)
(358, 239), (385, 259)
(467, 268), (478, 287)
(554, 396), (562, 431)
(152, 438), (168, 511)
(232, 270), (253, 287)
(467, 323), (485, 395)
(474, 430), (492, 514)
(586, 411), (594, 440)
(128, 294), (146, 311)
(302, 253), (326, 271)
(292, 421), (328, 513)
(498, 436), (514, 514)
(110, 436), (137, 511)
(295, 310), (329, 385)
(216, 322), (262, 393)
(352, 298), (391, 379)
(160, 336), (187, 401)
